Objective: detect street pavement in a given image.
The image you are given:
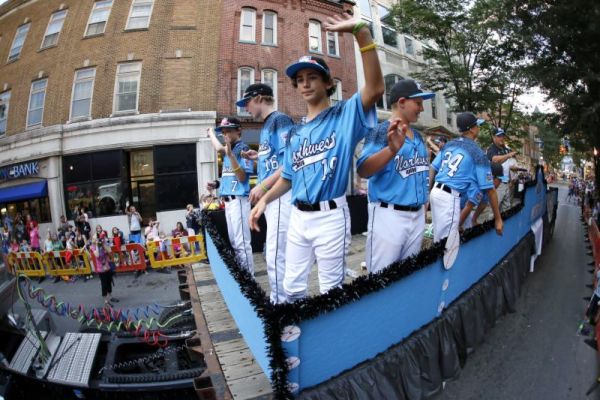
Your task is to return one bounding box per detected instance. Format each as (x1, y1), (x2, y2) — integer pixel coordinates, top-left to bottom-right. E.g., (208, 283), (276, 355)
(437, 185), (600, 400)
(11, 269), (182, 335)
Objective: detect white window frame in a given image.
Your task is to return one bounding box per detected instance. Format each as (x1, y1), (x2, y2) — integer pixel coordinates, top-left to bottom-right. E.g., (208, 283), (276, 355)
(326, 31), (339, 57)
(308, 20), (322, 53)
(27, 79), (48, 128)
(8, 23), (30, 62)
(261, 10), (277, 46)
(261, 68), (278, 110)
(85, 0), (113, 37)
(239, 8), (256, 43)
(404, 36), (415, 56)
(431, 96), (438, 120)
(126, 0), (155, 30)
(41, 10), (68, 49)
(70, 68), (96, 121)
(113, 63), (142, 114)
(331, 79), (342, 106)
(0, 91), (10, 135)
(357, 0), (372, 19)
(237, 67), (255, 115)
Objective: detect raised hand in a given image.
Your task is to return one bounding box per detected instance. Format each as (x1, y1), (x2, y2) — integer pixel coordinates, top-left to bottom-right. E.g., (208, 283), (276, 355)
(324, 11), (358, 34)
(224, 140), (233, 157)
(387, 118), (408, 154)
(241, 149), (258, 160)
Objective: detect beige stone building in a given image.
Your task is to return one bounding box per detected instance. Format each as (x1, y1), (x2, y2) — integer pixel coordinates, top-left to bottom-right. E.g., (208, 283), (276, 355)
(0, 0), (222, 233)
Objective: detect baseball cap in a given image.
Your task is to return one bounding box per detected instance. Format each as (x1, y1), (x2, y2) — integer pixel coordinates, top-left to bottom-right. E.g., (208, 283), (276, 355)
(493, 127), (506, 136)
(285, 56), (331, 79)
(215, 117), (241, 133)
(389, 79), (435, 104)
(456, 112), (485, 132)
(235, 83), (274, 107)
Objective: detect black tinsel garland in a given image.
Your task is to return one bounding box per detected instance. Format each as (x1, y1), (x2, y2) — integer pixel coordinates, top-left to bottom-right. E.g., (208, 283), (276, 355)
(200, 166), (548, 399)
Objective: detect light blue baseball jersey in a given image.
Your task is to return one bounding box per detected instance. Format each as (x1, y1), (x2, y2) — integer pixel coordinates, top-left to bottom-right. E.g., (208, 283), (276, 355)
(460, 183), (488, 209)
(357, 121), (429, 206)
(282, 92), (377, 203)
(258, 111), (294, 183)
(431, 137), (494, 193)
(219, 140), (254, 196)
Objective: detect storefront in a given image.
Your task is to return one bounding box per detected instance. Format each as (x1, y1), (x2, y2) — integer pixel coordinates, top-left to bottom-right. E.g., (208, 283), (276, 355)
(0, 159), (59, 236)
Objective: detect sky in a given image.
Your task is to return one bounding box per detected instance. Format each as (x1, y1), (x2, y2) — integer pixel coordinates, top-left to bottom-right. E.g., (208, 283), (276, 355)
(0, 0), (6, 5)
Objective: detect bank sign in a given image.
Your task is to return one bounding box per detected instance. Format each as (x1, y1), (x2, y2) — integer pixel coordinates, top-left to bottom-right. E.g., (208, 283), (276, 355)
(0, 161), (40, 182)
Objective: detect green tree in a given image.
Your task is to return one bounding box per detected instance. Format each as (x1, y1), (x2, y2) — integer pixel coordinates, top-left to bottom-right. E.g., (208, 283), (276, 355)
(390, 0), (529, 134)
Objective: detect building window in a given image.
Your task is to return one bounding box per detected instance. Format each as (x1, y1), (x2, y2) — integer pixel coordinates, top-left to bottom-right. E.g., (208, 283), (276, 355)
(71, 68), (96, 120)
(378, 5), (398, 48)
(261, 69), (277, 110)
(377, 74), (403, 110)
(63, 150), (127, 218)
(431, 97), (438, 119)
(154, 144), (198, 211)
(114, 63), (141, 113)
(27, 79), (47, 128)
(237, 67), (255, 115)
(404, 36), (414, 56)
(327, 31), (339, 56)
(8, 23), (30, 62)
(358, 0), (372, 18)
(446, 100), (453, 125)
(2, 198), (52, 224)
(309, 20), (322, 53)
(240, 8), (256, 42)
(126, 0), (154, 30)
(85, 0), (113, 36)
(262, 11), (277, 45)
(331, 79), (342, 106)
(0, 91), (10, 135)
(41, 10), (67, 49)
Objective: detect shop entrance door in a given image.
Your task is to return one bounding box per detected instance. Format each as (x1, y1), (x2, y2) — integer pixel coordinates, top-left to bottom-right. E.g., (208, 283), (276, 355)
(132, 180), (155, 223)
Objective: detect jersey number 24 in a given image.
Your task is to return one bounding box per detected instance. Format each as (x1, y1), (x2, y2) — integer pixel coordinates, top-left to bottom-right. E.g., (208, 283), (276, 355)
(441, 151), (464, 177)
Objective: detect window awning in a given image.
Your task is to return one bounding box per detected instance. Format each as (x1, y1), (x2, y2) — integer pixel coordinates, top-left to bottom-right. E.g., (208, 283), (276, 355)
(0, 181), (48, 203)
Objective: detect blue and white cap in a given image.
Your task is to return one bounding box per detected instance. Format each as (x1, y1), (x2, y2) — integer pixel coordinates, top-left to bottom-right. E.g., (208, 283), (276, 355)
(285, 56), (330, 79)
(456, 112), (485, 132)
(389, 79), (435, 103)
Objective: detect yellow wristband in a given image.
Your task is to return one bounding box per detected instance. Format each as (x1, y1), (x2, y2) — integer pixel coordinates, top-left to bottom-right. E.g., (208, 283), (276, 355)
(360, 42), (377, 53)
(232, 166), (241, 172)
(260, 182), (269, 193)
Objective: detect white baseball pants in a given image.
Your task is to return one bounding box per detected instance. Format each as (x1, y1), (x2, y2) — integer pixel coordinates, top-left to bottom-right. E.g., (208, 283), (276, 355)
(225, 196), (254, 275)
(284, 197), (350, 300)
(430, 186), (460, 242)
(264, 190), (292, 304)
(365, 203), (425, 274)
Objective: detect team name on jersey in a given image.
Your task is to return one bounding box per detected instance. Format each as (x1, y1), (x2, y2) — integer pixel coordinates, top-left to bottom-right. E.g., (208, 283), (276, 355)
(258, 142), (272, 158)
(291, 133), (336, 172)
(394, 153), (429, 178)
(222, 166), (238, 176)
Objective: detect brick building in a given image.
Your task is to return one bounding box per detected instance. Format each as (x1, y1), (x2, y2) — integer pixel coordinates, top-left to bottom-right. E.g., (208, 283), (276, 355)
(0, 0), (364, 235)
(0, 0), (222, 233)
(216, 0), (357, 137)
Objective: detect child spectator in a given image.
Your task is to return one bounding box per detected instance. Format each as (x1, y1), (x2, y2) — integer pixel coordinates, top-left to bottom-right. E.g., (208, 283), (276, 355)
(28, 221), (40, 252)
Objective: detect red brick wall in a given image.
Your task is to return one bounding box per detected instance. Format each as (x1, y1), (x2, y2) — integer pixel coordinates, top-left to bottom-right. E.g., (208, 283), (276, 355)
(217, 0), (358, 123)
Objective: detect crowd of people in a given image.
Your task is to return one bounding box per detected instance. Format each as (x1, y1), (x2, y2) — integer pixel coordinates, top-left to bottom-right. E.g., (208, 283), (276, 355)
(0, 203), (207, 306)
(205, 12), (537, 305)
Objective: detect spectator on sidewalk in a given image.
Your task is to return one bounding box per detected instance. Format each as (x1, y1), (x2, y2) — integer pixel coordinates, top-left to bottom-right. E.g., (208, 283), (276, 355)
(28, 221), (40, 252)
(90, 235), (119, 307)
(127, 205), (143, 244)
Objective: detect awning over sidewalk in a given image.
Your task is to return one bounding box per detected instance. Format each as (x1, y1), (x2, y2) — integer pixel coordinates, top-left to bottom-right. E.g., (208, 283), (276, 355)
(0, 181), (48, 203)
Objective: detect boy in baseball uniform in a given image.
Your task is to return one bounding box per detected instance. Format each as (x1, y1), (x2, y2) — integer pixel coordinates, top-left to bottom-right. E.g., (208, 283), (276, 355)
(207, 117), (255, 274)
(357, 79), (434, 274)
(249, 12), (385, 300)
(236, 83), (294, 303)
(429, 112), (503, 241)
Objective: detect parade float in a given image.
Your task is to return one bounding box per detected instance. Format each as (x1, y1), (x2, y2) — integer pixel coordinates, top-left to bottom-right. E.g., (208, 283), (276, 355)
(0, 166), (557, 399)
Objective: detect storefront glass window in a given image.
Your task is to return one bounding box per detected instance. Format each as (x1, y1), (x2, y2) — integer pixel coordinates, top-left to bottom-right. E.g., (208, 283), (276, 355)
(2, 197), (51, 224)
(154, 144), (197, 211)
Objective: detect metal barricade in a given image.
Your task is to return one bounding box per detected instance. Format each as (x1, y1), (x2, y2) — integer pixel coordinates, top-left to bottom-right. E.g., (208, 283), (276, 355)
(147, 234), (207, 269)
(7, 251), (47, 277)
(110, 243), (147, 273)
(43, 249), (92, 277)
